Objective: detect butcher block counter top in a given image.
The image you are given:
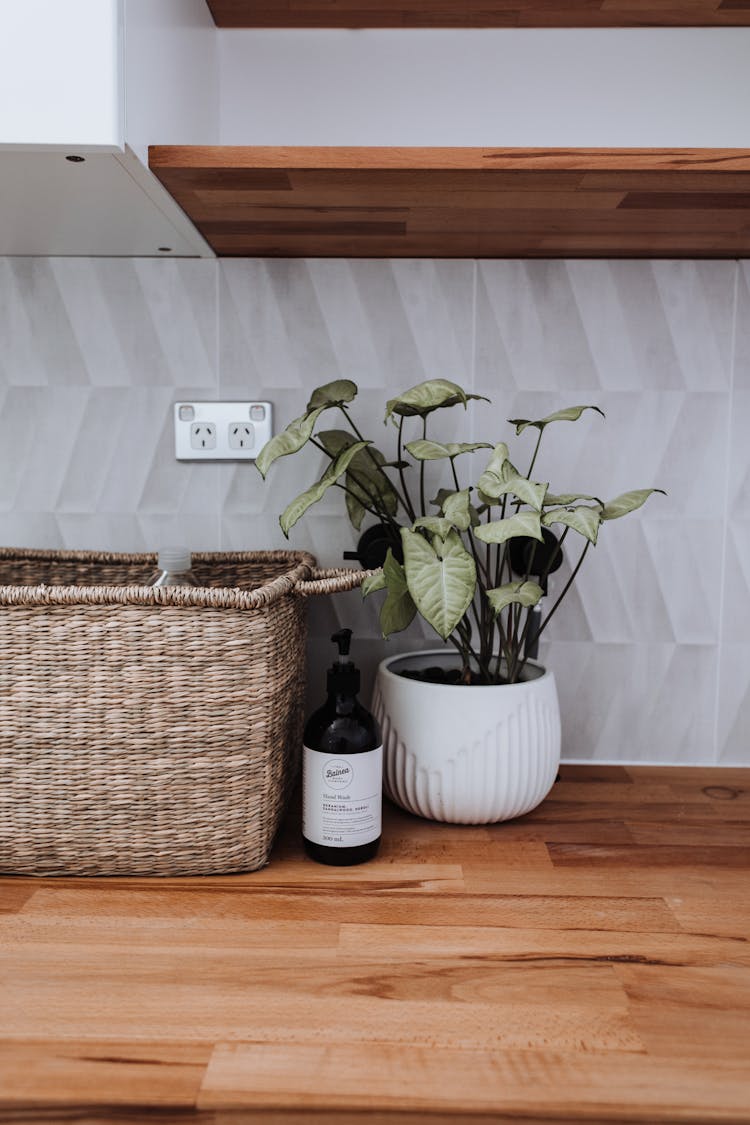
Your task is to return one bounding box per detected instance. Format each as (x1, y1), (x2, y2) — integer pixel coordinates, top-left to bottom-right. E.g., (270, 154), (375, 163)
(1, 764), (749, 1124)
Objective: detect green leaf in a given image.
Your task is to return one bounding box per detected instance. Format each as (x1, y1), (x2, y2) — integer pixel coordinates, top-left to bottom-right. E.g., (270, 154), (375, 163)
(318, 429), (399, 530)
(543, 492), (601, 506)
(306, 379), (358, 413)
(509, 405), (605, 435)
(385, 380), (483, 420)
(405, 439), (492, 461)
(255, 406), (326, 479)
(477, 443), (510, 496)
(601, 488), (666, 521)
(345, 490), (367, 530)
(430, 488), (456, 510)
(380, 549), (417, 637)
(279, 440), (370, 536)
(542, 504), (602, 545)
(441, 489), (473, 532)
(401, 527), (476, 641)
(413, 516), (455, 539)
(316, 429), (355, 458)
(361, 569), (387, 598)
(478, 449), (547, 510)
(504, 474), (548, 511)
(475, 511), (544, 545)
(349, 457), (398, 525)
(486, 580), (544, 615)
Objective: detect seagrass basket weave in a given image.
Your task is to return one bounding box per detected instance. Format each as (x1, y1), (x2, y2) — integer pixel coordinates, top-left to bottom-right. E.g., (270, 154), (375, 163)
(0, 547), (366, 877)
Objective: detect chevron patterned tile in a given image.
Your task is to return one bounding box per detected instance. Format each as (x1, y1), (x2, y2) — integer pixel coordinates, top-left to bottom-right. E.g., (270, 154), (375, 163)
(717, 643), (750, 765)
(219, 258), (475, 392)
(735, 262), (750, 391)
(0, 258), (217, 387)
(0, 258), (220, 552)
(475, 260), (736, 392)
(545, 641), (718, 764)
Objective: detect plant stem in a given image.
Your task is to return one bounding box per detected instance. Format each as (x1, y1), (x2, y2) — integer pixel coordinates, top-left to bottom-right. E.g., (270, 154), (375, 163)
(514, 526), (569, 663)
(517, 537), (591, 681)
(309, 436), (397, 531)
(419, 416), (427, 517)
(397, 416), (417, 522)
(339, 405), (412, 519)
(526, 427), (544, 479)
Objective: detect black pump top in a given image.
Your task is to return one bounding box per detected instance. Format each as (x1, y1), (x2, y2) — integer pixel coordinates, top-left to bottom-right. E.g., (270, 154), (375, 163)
(328, 629), (360, 696)
(332, 628), (352, 657)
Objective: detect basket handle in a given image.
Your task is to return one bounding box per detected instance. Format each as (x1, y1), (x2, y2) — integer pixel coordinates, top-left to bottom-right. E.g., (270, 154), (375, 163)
(295, 566), (378, 597)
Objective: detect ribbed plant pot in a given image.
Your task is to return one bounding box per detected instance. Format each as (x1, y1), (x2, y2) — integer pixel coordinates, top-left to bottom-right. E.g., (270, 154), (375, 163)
(372, 649), (561, 825)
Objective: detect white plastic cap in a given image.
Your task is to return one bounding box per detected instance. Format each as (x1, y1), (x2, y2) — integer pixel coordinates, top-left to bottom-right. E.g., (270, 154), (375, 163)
(157, 546), (192, 573)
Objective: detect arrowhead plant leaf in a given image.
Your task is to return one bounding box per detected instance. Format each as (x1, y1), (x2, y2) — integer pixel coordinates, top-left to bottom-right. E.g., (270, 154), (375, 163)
(601, 488), (666, 521)
(441, 489), (473, 532)
(385, 380), (486, 421)
(405, 440), (493, 461)
(478, 450), (547, 510)
(509, 405), (605, 435)
(543, 492), (601, 507)
(361, 569), (387, 598)
(306, 379), (358, 413)
(345, 490), (367, 530)
(401, 527), (476, 640)
(414, 516), (455, 539)
(477, 443), (510, 496)
(542, 504), (602, 545)
(380, 549), (417, 636)
(486, 581), (544, 615)
(279, 440), (370, 536)
(317, 430), (399, 529)
(255, 406), (326, 479)
(475, 511), (544, 545)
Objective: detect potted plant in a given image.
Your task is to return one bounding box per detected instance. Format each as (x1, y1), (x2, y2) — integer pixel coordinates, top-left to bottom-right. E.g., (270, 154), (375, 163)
(257, 378), (662, 824)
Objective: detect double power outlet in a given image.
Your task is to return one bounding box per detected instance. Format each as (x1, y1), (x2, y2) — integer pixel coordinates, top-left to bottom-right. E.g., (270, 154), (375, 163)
(174, 402), (273, 462)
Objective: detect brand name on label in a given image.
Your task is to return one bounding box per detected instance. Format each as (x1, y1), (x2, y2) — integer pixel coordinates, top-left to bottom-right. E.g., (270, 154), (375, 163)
(322, 758), (354, 789)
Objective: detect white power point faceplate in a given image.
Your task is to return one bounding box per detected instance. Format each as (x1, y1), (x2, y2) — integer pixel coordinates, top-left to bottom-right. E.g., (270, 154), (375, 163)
(174, 402), (273, 461)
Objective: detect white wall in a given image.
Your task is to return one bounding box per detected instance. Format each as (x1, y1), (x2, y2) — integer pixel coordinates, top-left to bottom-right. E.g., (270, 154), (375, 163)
(125, 0), (220, 164)
(219, 28), (750, 146)
(0, 0), (122, 150)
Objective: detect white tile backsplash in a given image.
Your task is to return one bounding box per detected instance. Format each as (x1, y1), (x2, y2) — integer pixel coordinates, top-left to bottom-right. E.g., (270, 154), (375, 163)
(0, 255), (745, 766)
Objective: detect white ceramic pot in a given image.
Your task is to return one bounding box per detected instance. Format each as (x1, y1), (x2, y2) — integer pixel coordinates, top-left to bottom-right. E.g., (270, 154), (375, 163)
(372, 649), (561, 824)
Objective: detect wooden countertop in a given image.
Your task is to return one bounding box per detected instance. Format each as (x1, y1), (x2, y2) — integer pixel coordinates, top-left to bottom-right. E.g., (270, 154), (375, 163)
(1, 764), (749, 1124)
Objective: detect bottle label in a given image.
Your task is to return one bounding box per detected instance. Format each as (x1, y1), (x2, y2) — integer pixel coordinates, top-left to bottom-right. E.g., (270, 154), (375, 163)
(303, 745), (383, 848)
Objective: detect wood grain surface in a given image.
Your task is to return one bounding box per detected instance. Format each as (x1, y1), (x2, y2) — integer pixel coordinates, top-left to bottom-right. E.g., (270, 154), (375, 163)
(1, 764), (749, 1124)
(148, 147), (750, 259)
(206, 0), (750, 28)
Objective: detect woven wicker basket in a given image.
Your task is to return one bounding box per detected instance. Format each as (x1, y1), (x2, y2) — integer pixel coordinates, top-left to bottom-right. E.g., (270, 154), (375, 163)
(0, 547), (366, 877)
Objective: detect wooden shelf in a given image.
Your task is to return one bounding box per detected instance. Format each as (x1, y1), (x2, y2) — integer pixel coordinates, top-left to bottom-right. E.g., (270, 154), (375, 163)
(148, 146), (750, 259)
(206, 0), (750, 28)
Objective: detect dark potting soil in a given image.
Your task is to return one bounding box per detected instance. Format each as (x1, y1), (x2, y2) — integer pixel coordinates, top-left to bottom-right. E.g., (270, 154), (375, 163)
(397, 665), (486, 686)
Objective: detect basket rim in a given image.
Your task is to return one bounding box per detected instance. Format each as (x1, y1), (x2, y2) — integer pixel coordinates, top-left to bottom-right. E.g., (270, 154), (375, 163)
(0, 547), (318, 610)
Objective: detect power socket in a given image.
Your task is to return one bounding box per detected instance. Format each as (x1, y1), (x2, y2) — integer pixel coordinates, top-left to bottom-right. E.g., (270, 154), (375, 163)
(174, 402), (273, 461)
(191, 422), (217, 450)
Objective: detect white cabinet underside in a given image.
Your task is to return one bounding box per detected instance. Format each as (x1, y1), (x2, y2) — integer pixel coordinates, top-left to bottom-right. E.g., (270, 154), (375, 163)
(0, 148), (212, 258)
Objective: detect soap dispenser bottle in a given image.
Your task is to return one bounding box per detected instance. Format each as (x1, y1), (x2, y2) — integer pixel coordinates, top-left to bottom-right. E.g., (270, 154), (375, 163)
(303, 629), (382, 866)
